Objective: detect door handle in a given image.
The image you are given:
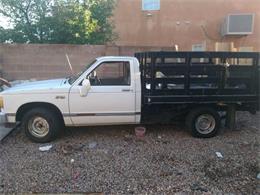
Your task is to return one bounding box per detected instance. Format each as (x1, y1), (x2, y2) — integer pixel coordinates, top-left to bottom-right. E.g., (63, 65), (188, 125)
(122, 89), (133, 92)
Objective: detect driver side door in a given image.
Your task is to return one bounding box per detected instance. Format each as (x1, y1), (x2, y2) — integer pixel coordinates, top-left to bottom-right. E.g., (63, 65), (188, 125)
(68, 59), (136, 126)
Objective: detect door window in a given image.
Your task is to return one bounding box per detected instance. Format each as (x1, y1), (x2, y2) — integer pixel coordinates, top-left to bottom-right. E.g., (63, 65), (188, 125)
(89, 61), (131, 86)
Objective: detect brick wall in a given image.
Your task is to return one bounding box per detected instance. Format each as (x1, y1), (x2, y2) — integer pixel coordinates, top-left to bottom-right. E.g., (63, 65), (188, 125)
(0, 44), (173, 80)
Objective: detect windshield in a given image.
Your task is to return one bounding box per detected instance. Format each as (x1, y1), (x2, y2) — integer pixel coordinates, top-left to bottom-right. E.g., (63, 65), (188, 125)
(68, 59), (97, 84)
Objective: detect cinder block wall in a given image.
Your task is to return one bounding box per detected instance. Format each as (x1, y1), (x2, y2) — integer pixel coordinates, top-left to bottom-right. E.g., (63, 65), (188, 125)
(0, 44), (173, 80)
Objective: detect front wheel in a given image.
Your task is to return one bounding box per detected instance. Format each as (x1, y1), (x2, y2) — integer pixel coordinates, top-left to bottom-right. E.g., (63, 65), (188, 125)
(186, 107), (220, 138)
(21, 108), (62, 143)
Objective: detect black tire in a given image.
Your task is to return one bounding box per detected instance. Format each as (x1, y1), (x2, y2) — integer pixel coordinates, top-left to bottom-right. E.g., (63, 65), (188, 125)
(21, 107), (62, 143)
(185, 107), (220, 138)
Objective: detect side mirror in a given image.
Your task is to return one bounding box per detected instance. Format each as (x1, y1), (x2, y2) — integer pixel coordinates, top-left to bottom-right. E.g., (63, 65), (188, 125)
(79, 79), (91, 97)
(89, 71), (96, 80)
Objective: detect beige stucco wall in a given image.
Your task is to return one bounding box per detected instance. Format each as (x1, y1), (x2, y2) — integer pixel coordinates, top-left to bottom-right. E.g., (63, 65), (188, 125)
(0, 44), (174, 80)
(113, 0), (260, 51)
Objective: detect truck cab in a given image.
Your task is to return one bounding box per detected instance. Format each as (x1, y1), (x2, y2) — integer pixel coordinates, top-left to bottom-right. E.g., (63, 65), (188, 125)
(68, 56), (141, 126)
(0, 56), (141, 142)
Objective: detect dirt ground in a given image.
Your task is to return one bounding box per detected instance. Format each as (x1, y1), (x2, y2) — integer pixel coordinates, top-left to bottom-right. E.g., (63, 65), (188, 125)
(0, 112), (259, 194)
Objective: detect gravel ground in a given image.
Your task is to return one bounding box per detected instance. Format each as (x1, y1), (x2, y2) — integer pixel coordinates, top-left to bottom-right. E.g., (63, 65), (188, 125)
(0, 112), (259, 194)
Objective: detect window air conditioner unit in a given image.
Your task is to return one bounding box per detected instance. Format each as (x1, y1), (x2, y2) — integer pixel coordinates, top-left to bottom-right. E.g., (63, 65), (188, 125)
(221, 13), (254, 36)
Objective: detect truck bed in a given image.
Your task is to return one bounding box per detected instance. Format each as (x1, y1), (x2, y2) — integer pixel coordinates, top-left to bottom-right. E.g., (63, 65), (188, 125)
(135, 51), (259, 109)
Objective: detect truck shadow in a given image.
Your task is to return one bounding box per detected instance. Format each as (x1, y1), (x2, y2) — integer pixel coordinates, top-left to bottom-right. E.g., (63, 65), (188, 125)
(62, 122), (188, 140)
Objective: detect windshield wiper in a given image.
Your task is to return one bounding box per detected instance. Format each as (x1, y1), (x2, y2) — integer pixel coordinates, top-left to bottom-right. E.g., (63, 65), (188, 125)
(64, 75), (73, 84)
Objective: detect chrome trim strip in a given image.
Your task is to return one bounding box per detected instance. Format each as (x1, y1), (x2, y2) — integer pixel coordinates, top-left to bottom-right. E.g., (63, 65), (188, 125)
(6, 113), (16, 117)
(63, 112), (141, 117)
(6, 112), (142, 117)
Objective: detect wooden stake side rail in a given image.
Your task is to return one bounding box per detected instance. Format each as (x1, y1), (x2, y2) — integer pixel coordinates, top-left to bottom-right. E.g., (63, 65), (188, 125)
(135, 51), (259, 106)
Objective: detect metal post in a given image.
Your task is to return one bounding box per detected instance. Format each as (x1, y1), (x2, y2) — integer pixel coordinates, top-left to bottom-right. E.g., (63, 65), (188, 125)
(226, 104), (236, 130)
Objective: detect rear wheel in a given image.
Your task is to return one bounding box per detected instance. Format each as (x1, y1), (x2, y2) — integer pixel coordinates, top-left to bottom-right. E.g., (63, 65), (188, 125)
(186, 107), (220, 138)
(21, 108), (62, 143)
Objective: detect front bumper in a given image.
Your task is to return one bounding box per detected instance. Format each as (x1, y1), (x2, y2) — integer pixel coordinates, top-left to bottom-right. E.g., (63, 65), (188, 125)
(0, 111), (7, 124)
(0, 111), (16, 128)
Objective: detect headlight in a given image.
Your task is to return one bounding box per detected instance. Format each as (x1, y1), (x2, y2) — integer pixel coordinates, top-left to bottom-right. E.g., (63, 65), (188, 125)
(0, 96), (4, 109)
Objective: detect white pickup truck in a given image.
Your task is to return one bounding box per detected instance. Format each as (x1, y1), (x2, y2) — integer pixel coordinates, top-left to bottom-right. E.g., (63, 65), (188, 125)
(0, 51), (259, 142)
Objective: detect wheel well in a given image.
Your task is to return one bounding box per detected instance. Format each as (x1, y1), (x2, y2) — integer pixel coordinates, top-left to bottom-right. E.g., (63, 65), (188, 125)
(16, 102), (65, 125)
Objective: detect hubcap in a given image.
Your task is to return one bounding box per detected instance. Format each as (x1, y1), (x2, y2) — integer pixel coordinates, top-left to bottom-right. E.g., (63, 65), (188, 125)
(28, 116), (49, 138)
(195, 114), (216, 134)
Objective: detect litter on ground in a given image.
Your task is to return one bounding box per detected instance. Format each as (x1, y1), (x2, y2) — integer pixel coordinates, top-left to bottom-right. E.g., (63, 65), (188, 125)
(39, 145), (53, 152)
(215, 152), (223, 158)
